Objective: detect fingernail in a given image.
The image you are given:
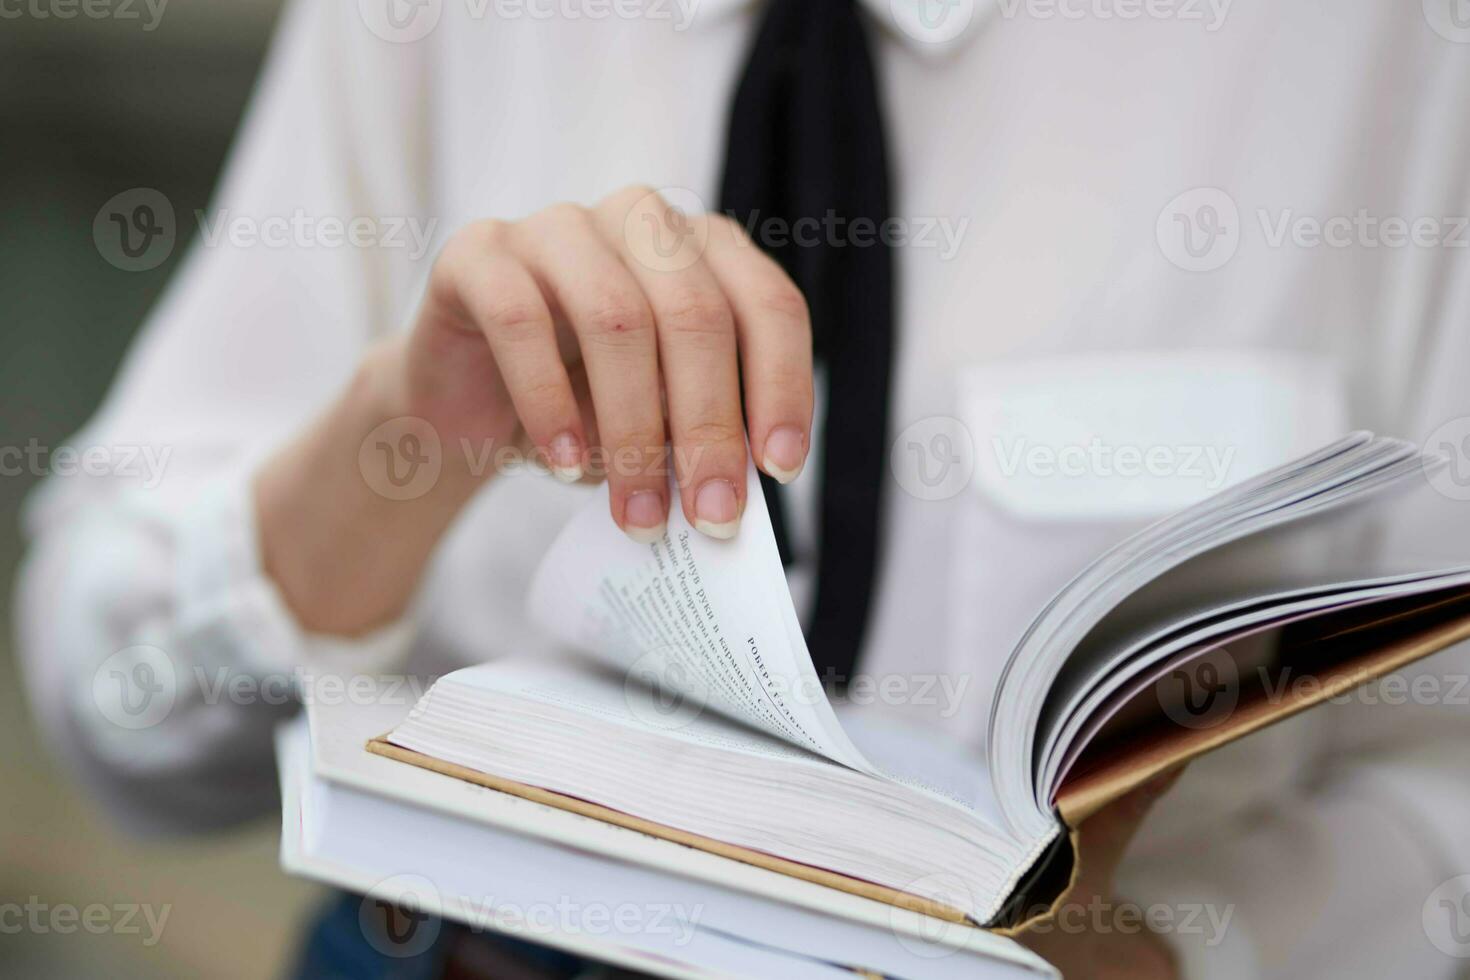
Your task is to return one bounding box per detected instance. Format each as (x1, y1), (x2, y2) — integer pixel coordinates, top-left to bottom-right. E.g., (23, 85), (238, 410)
(624, 490), (666, 544)
(761, 426), (806, 484)
(549, 432), (583, 483)
(694, 479), (740, 539)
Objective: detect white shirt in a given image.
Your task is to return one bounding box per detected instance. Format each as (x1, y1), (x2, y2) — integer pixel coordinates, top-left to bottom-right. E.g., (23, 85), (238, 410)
(17, 1), (1470, 976)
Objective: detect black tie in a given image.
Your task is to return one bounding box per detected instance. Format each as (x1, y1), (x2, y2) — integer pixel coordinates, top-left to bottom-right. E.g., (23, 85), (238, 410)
(719, 0), (896, 687)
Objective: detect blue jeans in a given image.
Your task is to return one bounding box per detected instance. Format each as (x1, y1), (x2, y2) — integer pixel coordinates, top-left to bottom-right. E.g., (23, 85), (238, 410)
(290, 891), (597, 980)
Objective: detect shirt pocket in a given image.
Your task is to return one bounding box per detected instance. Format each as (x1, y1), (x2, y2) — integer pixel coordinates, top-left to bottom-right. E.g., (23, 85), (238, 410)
(949, 348), (1349, 731)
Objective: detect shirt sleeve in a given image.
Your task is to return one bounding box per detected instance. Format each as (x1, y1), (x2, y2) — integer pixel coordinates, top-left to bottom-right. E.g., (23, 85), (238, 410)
(14, 0), (437, 835)
(1119, 217), (1470, 979)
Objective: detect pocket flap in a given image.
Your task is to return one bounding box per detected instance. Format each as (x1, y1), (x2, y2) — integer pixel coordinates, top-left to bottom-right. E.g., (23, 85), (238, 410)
(958, 349), (1348, 521)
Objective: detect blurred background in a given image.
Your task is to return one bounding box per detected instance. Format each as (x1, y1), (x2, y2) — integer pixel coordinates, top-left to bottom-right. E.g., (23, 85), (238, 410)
(0, 3), (323, 977)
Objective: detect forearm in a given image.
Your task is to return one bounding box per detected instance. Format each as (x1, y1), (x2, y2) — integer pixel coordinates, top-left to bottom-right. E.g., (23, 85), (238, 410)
(254, 337), (506, 636)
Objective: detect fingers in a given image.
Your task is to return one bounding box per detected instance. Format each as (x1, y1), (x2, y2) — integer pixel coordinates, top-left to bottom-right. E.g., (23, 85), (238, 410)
(507, 204), (671, 542)
(435, 190), (816, 545)
(596, 188), (749, 539)
(699, 213), (813, 485)
(435, 222), (587, 481)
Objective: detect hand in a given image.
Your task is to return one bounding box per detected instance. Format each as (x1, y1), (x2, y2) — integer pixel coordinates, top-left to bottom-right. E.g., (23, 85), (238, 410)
(256, 188), (813, 635)
(1017, 772), (1184, 980)
(402, 186), (815, 539)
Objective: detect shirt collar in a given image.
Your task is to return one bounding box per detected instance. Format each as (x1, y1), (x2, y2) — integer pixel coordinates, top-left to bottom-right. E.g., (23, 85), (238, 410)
(689, 0), (992, 56)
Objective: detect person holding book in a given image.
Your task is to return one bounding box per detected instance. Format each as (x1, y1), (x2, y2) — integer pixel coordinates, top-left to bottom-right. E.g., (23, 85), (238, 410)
(16, 1), (1470, 978)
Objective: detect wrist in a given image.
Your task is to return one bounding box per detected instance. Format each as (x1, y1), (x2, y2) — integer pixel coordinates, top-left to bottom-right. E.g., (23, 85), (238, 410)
(254, 338), (488, 636)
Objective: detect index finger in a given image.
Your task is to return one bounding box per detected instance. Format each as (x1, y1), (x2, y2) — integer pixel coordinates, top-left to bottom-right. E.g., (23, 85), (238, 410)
(698, 214), (814, 485)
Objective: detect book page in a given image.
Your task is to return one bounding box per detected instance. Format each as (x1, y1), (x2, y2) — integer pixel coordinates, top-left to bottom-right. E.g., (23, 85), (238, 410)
(421, 660), (1001, 821)
(437, 659), (852, 770)
(527, 461), (875, 773)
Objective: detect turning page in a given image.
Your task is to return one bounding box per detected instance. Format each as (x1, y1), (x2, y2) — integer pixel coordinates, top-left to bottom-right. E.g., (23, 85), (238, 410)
(527, 461), (876, 774)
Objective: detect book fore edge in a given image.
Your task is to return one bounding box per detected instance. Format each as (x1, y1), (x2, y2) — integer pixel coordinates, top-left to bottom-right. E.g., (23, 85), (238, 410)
(363, 736), (983, 931)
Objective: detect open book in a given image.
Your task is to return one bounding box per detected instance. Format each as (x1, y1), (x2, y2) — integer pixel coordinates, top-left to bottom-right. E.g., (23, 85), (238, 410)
(368, 433), (1470, 931)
